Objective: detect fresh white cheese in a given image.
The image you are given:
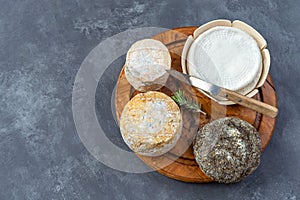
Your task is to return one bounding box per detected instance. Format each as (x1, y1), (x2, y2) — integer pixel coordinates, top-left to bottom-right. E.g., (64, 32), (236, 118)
(120, 91), (182, 156)
(187, 26), (262, 95)
(125, 39), (171, 92)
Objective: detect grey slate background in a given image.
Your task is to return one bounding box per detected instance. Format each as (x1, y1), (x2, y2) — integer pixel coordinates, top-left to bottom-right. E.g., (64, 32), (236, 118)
(0, 0), (299, 199)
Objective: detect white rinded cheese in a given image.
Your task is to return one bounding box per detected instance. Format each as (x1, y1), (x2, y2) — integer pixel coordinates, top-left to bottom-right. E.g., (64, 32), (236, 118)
(187, 26), (262, 95)
(125, 39), (171, 92)
(120, 91), (182, 156)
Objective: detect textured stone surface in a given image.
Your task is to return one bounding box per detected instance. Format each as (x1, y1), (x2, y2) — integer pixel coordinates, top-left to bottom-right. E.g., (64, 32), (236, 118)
(0, 0), (299, 199)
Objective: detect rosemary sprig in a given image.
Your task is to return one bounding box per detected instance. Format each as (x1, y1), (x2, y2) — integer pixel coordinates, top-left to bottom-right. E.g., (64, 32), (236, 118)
(171, 90), (207, 115)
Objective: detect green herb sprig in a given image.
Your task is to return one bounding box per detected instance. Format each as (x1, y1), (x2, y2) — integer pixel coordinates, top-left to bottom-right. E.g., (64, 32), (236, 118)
(172, 90), (207, 115)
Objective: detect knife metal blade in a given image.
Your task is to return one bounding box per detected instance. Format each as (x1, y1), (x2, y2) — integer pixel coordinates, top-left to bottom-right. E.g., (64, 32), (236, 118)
(166, 69), (221, 97)
(166, 69), (278, 118)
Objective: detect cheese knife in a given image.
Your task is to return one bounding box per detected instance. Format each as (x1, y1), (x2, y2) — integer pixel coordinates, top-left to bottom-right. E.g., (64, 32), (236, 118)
(166, 69), (278, 118)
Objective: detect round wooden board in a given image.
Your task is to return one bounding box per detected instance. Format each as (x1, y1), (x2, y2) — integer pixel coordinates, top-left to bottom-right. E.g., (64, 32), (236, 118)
(115, 27), (277, 183)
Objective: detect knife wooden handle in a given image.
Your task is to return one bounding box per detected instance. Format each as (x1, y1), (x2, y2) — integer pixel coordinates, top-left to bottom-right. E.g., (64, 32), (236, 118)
(219, 88), (278, 118)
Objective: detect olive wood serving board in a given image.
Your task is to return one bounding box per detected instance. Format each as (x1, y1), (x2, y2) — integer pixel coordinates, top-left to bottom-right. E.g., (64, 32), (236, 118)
(115, 27), (277, 183)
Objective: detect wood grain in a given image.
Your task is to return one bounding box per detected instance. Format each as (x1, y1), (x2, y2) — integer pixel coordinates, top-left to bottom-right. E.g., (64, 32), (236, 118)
(218, 88), (278, 118)
(114, 27), (277, 183)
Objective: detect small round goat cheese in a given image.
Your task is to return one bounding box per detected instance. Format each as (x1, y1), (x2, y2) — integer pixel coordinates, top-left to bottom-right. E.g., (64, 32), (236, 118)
(193, 117), (261, 183)
(125, 39), (171, 92)
(120, 91), (182, 156)
(187, 26), (262, 95)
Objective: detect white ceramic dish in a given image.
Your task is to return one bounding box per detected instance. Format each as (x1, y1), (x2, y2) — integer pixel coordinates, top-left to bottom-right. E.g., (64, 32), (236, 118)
(181, 19), (271, 105)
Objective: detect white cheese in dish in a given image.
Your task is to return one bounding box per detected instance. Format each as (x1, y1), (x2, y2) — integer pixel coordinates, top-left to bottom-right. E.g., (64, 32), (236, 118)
(187, 26), (262, 95)
(120, 91), (182, 156)
(125, 39), (171, 92)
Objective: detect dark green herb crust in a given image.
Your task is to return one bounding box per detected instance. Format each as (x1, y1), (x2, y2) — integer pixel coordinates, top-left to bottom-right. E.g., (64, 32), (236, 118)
(193, 117), (261, 183)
